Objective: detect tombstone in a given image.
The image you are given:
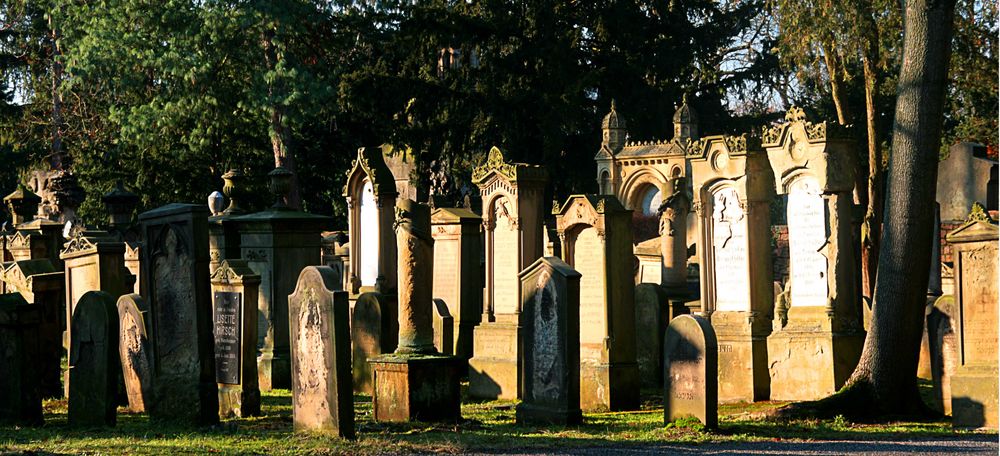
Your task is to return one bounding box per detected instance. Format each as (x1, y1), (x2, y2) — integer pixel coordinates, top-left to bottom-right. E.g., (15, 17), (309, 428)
(0, 293), (42, 426)
(138, 203), (218, 425)
(321, 231), (349, 291)
(936, 143), (997, 221)
(430, 207), (482, 359)
(634, 283), (669, 388)
(469, 146), (548, 400)
(344, 147), (399, 296)
(288, 266), (354, 438)
(68, 290), (120, 427)
(117, 294), (154, 413)
(515, 257), (582, 425)
(762, 107), (865, 401)
(0, 259), (64, 398)
(634, 238), (663, 285)
(946, 203), (998, 430)
(928, 295), (957, 415)
(4, 184), (64, 268)
(211, 260), (261, 418)
(350, 291), (398, 394)
(663, 314), (718, 429)
(554, 195), (640, 412)
(383, 145), (418, 201)
(688, 132), (774, 403)
(432, 298), (454, 356)
(370, 199), (462, 423)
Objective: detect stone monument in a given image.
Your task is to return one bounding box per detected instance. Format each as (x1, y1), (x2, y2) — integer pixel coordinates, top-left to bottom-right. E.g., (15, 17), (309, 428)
(68, 290), (119, 427)
(634, 283), (669, 388)
(430, 207), (482, 359)
(343, 147), (399, 295)
(663, 314), (718, 428)
(210, 260), (261, 418)
(350, 291), (398, 394)
(0, 293), (42, 425)
(432, 298), (455, 356)
(936, 143), (997, 221)
(208, 170), (246, 274)
(4, 184), (64, 267)
(117, 294), (154, 413)
(0, 259), (64, 398)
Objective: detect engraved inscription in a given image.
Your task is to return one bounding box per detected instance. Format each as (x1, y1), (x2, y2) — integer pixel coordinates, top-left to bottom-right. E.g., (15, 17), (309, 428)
(575, 226), (605, 362)
(213, 291), (242, 385)
(787, 177), (829, 307)
(711, 186), (750, 311)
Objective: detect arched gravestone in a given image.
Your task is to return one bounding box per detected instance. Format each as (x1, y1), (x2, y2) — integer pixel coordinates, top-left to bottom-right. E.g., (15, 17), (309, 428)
(516, 256), (582, 425)
(68, 290), (120, 427)
(554, 195), (639, 412)
(117, 294), (154, 413)
(288, 266), (354, 438)
(344, 146), (398, 295)
(687, 133), (774, 403)
(350, 291), (397, 394)
(762, 107), (864, 401)
(663, 314), (717, 429)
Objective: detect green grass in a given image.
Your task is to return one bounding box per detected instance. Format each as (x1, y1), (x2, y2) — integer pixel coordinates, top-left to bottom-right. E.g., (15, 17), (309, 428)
(0, 387), (988, 455)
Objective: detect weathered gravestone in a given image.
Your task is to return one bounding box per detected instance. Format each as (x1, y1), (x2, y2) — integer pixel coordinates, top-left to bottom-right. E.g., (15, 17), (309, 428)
(289, 266), (355, 438)
(663, 314), (718, 428)
(516, 257), (583, 425)
(946, 203), (998, 430)
(635, 283), (669, 388)
(433, 298), (454, 356)
(937, 143), (998, 221)
(1, 259), (64, 398)
(928, 295), (957, 415)
(117, 294), (154, 413)
(138, 203), (218, 425)
(350, 291), (398, 394)
(430, 207), (482, 359)
(68, 290), (120, 427)
(211, 260), (261, 418)
(0, 293), (42, 425)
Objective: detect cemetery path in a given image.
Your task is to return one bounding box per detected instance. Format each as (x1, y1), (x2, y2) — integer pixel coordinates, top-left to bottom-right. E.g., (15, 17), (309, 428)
(465, 434), (998, 455)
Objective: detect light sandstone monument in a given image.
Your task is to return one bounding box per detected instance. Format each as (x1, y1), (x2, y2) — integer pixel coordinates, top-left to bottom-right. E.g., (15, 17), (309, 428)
(343, 146), (399, 296)
(663, 314), (717, 429)
(430, 207), (482, 360)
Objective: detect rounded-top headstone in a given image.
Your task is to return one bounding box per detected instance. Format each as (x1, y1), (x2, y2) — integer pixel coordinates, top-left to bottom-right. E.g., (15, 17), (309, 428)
(663, 314), (717, 429)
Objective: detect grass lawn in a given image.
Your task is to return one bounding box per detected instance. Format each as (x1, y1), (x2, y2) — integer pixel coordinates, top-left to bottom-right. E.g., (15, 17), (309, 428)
(0, 384), (987, 455)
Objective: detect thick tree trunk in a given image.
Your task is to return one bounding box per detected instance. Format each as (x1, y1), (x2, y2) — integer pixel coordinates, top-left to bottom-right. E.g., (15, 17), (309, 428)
(262, 28), (302, 210)
(843, 0), (955, 414)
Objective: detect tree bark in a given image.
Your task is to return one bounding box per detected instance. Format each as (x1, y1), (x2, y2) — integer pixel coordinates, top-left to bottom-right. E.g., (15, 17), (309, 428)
(858, 3), (885, 302)
(48, 14), (65, 170)
(262, 27), (302, 210)
(821, 42), (851, 125)
(844, 0), (955, 414)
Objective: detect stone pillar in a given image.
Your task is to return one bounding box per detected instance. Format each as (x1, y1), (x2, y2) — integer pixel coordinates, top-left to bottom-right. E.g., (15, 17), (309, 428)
(0, 292), (43, 426)
(658, 177), (690, 296)
(68, 290), (119, 427)
(369, 199), (462, 423)
(430, 207), (482, 359)
(210, 260), (261, 418)
(0, 259), (64, 398)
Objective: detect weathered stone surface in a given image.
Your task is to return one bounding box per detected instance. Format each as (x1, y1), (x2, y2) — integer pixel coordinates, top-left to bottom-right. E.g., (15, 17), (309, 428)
(664, 314), (717, 428)
(432, 298), (454, 356)
(635, 283), (668, 388)
(288, 266), (354, 438)
(430, 207), (481, 359)
(516, 257), (582, 426)
(211, 260), (261, 418)
(344, 147), (398, 294)
(0, 293), (42, 426)
(658, 177), (691, 293)
(117, 294), (154, 413)
(1, 259), (64, 398)
(927, 295), (957, 415)
(68, 290), (119, 427)
(138, 203), (218, 425)
(936, 143), (997, 221)
(351, 291), (397, 394)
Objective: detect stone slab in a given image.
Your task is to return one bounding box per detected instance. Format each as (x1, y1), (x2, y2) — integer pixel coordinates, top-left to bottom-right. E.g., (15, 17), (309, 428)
(664, 314), (717, 428)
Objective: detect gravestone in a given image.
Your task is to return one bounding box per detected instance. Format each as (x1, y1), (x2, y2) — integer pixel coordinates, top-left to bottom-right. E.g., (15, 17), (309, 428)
(1, 259), (64, 398)
(0, 293), (42, 425)
(433, 298), (454, 356)
(688, 132), (774, 403)
(635, 283), (669, 388)
(469, 147), (548, 400)
(344, 147), (399, 295)
(321, 231), (349, 291)
(350, 291), (398, 393)
(117, 294), (154, 413)
(663, 314), (718, 428)
(211, 260), (261, 418)
(430, 207), (482, 359)
(138, 203), (218, 425)
(928, 295), (957, 415)
(936, 143), (997, 221)
(4, 184), (64, 267)
(288, 266), (354, 438)
(946, 203), (998, 430)
(554, 195), (640, 412)
(68, 291), (119, 427)
(516, 257), (583, 425)
(762, 107), (864, 401)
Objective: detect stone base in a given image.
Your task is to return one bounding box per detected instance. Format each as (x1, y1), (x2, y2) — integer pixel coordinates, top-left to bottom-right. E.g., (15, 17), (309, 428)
(218, 384), (261, 419)
(951, 365), (999, 430)
(516, 402), (582, 426)
(258, 351), (291, 391)
(712, 311), (770, 403)
(370, 354), (462, 423)
(468, 322), (520, 400)
(580, 362), (640, 412)
(767, 328), (864, 402)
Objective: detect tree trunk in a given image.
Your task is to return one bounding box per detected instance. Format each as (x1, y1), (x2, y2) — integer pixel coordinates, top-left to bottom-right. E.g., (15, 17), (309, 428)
(262, 27), (302, 210)
(859, 3), (885, 302)
(48, 14), (65, 170)
(821, 42), (851, 125)
(844, 0), (955, 414)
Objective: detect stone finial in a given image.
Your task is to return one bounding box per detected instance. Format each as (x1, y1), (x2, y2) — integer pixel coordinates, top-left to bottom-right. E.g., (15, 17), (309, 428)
(4, 184), (42, 226)
(221, 169), (247, 215)
(602, 99), (627, 151)
(208, 191), (225, 216)
(673, 94), (699, 140)
(102, 181), (140, 228)
(268, 166), (294, 210)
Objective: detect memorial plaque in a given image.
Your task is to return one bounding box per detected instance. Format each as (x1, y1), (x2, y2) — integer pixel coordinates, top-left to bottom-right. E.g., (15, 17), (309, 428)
(358, 180), (379, 287)
(663, 314), (717, 428)
(492, 205), (519, 315)
(214, 291), (242, 385)
(711, 187), (750, 311)
(958, 247), (998, 365)
(576, 227), (605, 360)
(787, 177), (828, 307)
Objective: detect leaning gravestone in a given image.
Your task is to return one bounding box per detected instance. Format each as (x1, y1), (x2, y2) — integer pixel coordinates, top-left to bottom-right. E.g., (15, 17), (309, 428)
(68, 290), (120, 427)
(138, 203), (218, 425)
(211, 259), (261, 418)
(432, 298), (454, 356)
(0, 292), (42, 425)
(117, 294), (154, 413)
(663, 314), (717, 429)
(350, 291), (397, 394)
(288, 266), (355, 438)
(516, 257), (583, 425)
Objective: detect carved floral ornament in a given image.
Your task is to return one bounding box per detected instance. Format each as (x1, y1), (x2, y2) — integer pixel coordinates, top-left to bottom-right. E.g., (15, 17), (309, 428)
(471, 146), (547, 185)
(967, 201), (995, 224)
(343, 147), (397, 197)
(61, 232), (100, 255)
(689, 134), (760, 160)
(761, 106), (849, 147)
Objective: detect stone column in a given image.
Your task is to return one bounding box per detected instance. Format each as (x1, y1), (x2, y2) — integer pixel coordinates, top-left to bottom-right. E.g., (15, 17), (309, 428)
(394, 199), (435, 354)
(658, 177), (690, 295)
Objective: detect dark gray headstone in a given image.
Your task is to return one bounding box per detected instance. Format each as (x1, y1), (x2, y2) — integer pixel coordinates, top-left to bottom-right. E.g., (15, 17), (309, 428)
(68, 290), (120, 427)
(635, 283), (668, 388)
(351, 291), (397, 394)
(663, 314), (717, 428)
(432, 298), (454, 356)
(118, 294), (154, 413)
(0, 293), (42, 425)
(214, 291), (242, 385)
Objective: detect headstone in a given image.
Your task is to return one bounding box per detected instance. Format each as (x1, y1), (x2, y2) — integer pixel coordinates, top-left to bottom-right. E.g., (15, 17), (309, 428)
(344, 147), (399, 295)
(762, 107), (864, 401)
(0, 259), (64, 398)
(138, 203), (218, 425)
(321, 231), (349, 291)
(688, 132), (774, 403)
(211, 260), (261, 418)
(515, 257), (583, 425)
(946, 203), (998, 430)
(288, 266), (354, 438)
(928, 295), (957, 415)
(430, 207), (482, 359)
(554, 195), (640, 412)
(663, 314), (718, 429)
(432, 298), (454, 356)
(117, 294), (154, 413)
(0, 293), (42, 426)
(469, 146), (548, 400)
(350, 291), (398, 394)
(68, 290), (120, 427)
(936, 143), (997, 221)
(634, 283), (669, 388)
